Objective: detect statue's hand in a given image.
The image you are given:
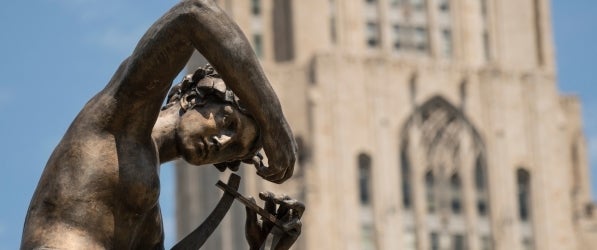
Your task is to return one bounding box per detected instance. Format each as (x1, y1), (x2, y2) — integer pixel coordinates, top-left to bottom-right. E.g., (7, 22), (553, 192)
(255, 122), (297, 184)
(269, 196), (303, 250)
(245, 192), (304, 250)
(245, 195), (269, 250)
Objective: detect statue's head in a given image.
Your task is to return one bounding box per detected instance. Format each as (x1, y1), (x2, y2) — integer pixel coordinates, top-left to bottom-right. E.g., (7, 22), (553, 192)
(165, 65), (261, 169)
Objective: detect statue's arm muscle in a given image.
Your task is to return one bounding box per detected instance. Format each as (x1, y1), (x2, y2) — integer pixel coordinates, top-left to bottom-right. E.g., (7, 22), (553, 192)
(104, 0), (279, 132)
(102, 1), (195, 133)
(103, 0), (295, 182)
(180, 0), (297, 182)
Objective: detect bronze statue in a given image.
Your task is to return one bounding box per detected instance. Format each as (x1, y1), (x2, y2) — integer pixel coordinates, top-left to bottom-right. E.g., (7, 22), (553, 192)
(244, 192), (304, 250)
(172, 173), (303, 250)
(21, 0), (299, 249)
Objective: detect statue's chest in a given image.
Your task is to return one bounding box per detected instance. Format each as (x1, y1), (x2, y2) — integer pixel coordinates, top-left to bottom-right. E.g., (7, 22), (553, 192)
(118, 166), (160, 212)
(112, 143), (161, 213)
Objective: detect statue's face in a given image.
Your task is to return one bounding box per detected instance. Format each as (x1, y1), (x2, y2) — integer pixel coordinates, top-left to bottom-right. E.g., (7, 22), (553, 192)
(176, 101), (258, 165)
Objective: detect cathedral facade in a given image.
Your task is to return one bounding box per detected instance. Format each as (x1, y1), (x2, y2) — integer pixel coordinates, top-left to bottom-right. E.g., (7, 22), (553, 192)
(176, 0), (597, 249)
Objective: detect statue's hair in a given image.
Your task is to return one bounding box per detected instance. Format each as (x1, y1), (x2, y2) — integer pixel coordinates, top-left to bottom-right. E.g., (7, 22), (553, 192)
(166, 65), (262, 170)
(165, 64), (248, 114)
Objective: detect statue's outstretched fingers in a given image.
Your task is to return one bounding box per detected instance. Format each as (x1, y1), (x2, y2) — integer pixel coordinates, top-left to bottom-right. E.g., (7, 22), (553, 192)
(258, 191), (276, 234)
(277, 165), (295, 184)
(282, 164), (294, 182)
(272, 194), (291, 203)
(272, 219), (301, 250)
(255, 163), (288, 184)
(255, 165), (277, 180)
(272, 195), (292, 219)
(255, 152), (264, 161)
(281, 218), (302, 236)
(258, 191), (276, 213)
(245, 197), (259, 237)
(245, 196), (265, 249)
(256, 161), (294, 184)
(245, 196), (258, 226)
(248, 155), (263, 170)
(284, 200), (305, 219)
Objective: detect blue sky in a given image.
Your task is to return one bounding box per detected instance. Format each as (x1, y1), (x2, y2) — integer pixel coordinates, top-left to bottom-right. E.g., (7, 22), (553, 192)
(0, 1), (595, 249)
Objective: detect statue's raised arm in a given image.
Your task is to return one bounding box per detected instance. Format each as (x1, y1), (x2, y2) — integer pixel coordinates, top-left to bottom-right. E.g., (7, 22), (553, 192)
(21, 1), (297, 249)
(114, 0), (296, 182)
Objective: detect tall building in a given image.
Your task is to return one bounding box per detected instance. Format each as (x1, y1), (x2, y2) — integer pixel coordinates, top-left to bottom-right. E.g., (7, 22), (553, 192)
(176, 0), (597, 249)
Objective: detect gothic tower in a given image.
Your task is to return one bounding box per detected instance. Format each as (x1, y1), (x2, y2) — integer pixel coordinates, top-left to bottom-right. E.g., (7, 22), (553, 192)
(176, 1), (597, 249)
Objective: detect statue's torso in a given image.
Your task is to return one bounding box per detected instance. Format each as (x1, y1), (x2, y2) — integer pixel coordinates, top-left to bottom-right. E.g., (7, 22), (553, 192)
(21, 128), (163, 249)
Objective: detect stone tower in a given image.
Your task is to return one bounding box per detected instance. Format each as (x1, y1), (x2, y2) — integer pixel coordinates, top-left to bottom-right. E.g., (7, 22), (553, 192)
(176, 0), (597, 249)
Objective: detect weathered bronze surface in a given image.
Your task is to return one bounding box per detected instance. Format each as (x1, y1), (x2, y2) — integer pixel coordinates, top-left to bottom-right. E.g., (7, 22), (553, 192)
(244, 192), (304, 250)
(20, 0), (298, 249)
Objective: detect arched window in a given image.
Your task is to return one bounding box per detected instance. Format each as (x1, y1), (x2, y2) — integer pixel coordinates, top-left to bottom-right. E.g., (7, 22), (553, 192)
(359, 154), (373, 205)
(517, 169), (531, 222)
(364, 0), (381, 49)
(409, 73), (418, 104)
(571, 144), (580, 190)
(251, 0), (261, 15)
(425, 171), (436, 213)
(273, 0), (295, 62)
(358, 153), (376, 250)
(475, 159), (486, 190)
(480, 0), (491, 61)
(251, 0), (264, 58)
(450, 173), (463, 214)
(401, 150), (413, 209)
(400, 96), (489, 250)
(532, 0), (544, 66)
(329, 0), (338, 44)
(517, 168), (534, 250)
(388, 0), (430, 55)
(475, 158), (489, 216)
(437, 0), (453, 57)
